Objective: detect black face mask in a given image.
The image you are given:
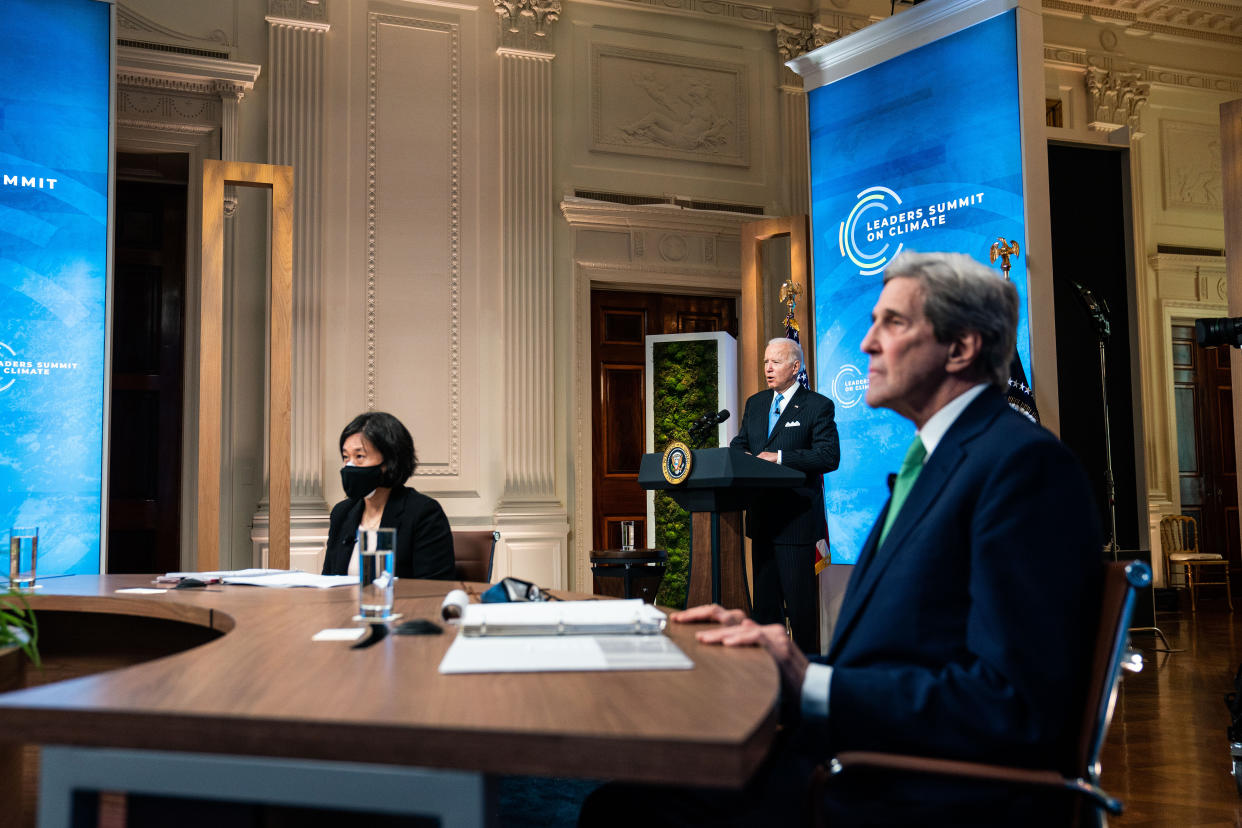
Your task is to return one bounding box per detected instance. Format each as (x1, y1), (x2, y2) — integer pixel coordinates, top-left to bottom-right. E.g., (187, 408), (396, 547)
(341, 464), (385, 500)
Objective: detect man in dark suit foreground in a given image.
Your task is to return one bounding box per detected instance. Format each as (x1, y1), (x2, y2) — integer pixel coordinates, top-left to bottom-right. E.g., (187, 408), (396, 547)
(731, 337), (839, 651)
(580, 252), (1101, 826)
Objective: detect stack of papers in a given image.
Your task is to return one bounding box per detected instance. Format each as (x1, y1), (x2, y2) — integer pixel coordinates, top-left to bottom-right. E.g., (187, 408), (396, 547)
(160, 569), (356, 589)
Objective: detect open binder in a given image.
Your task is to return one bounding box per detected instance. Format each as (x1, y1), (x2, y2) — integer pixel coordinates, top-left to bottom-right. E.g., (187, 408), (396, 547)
(454, 598), (667, 637)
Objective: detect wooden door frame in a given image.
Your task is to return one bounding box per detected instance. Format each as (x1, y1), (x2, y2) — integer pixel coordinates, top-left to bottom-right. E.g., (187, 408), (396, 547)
(199, 160), (294, 570)
(739, 216), (812, 404)
(573, 265), (741, 593)
(115, 129), (213, 571)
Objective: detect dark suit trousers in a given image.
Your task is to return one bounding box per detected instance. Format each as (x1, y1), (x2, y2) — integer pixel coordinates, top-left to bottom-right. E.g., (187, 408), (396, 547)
(751, 537), (818, 653)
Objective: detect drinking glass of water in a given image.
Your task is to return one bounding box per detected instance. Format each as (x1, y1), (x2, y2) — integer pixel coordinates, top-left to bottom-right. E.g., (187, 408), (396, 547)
(8, 527), (38, 590)
(357, 527), (396, 619)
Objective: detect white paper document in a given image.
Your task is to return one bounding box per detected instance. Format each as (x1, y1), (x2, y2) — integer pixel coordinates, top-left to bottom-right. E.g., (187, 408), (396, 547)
(437, 633), (693, 674)
(161, 569), (356, 589)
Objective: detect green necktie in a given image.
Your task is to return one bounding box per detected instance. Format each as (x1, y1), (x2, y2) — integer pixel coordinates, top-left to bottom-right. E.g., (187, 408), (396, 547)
(878, 435), (927, 546)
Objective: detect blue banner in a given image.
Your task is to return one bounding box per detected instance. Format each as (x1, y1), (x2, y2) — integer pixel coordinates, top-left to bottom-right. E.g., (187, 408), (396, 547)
(808, 10), (1031, 563)
(0, 0), (112, 576)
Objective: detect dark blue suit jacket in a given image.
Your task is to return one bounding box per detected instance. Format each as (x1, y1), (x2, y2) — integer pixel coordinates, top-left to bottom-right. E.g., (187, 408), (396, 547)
(730, 385), (840, 545)
(822, 387), (1100, 771)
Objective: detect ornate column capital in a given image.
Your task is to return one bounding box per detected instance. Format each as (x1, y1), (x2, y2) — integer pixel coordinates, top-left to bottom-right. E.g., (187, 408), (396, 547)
(776, 24), (818, 63)
(266, 0), (329, 28)
(212, 80), (249, 101)
(1087, 67), (1150, 136)
(494, 0), (560, 53)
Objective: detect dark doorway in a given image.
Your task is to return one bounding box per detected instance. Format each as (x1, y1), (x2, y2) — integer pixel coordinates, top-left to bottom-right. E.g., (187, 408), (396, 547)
(1048, 143), (1143, 552)
(1171, 324), (1239, 573)
(108, 153), (188, 574)
(590, 290), (737, 552)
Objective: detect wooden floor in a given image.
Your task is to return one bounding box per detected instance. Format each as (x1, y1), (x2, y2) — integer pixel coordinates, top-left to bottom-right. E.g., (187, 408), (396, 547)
(1101, 591), (1242, 826)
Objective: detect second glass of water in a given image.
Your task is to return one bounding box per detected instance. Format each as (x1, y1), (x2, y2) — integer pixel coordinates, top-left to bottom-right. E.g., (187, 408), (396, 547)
(8, 527), (38, 589)
(358, 527), (396, 619)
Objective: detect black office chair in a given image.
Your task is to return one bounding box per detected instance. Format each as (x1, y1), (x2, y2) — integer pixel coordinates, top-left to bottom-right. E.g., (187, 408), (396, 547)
(814, 560), (1151, 827)
(452, 530), (499, 583)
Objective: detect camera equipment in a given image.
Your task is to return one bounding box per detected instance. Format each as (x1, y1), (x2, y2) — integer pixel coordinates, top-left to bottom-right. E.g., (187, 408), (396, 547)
(1195, 317), (1242, 348)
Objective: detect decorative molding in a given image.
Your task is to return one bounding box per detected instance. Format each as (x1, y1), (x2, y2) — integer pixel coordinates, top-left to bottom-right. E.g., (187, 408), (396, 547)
(1160, 120), (1224, 210)
(116, 46), (260, 96)
(365, 12), (463, 478)
(1041, 0), (1242, 46)
(495, 0), (560, 52)
(115, 45), (259, 217)
(1044, 44), (1242, 93)
(1086, 67), (1149, 133)
(574, 0), (820, 31)
(114, 118), (217, 136)
(117, 4), (237, 52)
(117, 90), (220, 124)
(590, 45), (750, 168)
(561, 196), (758, 232)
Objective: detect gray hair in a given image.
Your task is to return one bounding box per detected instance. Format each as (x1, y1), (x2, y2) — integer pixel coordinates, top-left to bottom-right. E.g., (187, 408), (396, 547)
(883, 251), (1018, 388)
(766, 336), (804, 368)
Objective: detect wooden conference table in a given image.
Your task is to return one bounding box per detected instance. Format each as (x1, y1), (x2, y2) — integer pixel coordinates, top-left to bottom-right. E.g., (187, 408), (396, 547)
(0, 575), (779, 825)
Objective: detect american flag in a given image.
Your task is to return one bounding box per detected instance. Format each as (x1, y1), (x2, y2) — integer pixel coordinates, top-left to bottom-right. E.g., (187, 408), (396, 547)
(786, 322), (829, 575)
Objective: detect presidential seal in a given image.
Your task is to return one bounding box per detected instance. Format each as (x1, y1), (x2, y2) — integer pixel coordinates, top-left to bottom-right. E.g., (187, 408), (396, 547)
(661, 440), (693, 485)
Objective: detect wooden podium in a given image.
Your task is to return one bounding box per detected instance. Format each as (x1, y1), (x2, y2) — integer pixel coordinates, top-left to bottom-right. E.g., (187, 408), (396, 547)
(639, 447), (806, 611)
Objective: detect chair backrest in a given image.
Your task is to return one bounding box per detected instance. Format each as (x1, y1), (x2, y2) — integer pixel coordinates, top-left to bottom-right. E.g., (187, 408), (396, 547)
(452, 530), (499, 583)
(1159, 514), (1198, 556)
(1074, 559), (1151, 783)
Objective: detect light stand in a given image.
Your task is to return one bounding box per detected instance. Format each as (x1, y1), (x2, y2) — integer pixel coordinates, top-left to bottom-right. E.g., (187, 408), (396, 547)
(1075, 282), (1177, 653)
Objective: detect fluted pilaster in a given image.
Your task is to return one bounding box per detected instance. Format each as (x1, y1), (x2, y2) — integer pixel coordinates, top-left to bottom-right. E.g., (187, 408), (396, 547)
(493, 6), (568, 587)
(499, 49), (556, 500)
(252, 3), (331, 571)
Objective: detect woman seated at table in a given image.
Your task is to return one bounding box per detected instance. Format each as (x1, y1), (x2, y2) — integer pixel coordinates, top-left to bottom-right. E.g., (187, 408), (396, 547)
(322, 411), (455, 579)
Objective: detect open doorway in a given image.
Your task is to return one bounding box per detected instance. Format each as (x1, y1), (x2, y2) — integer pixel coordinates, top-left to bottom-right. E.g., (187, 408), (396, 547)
(107, 152), (188, 573)
(1048, 142), (1147, 553)
(590, 289), (737, 552)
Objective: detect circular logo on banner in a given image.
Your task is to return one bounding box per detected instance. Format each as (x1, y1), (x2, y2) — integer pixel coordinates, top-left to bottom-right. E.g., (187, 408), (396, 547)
(0, 342), (16, 392)
(839, 186), (906, 276)
(662, 441), (693, 485)
(832, 364), (869, 409)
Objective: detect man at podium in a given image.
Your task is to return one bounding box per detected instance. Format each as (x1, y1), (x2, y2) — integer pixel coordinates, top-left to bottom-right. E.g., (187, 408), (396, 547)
(730, 337), (839, 652)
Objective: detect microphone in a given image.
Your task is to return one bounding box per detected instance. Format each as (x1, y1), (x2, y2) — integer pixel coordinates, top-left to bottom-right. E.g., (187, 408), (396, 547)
(689, 409), (730, 439)
(1073, 281), (1111, 341)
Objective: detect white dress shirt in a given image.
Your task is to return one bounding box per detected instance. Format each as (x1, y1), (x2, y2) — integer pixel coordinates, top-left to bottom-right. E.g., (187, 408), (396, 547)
(771, 381), (801, 465)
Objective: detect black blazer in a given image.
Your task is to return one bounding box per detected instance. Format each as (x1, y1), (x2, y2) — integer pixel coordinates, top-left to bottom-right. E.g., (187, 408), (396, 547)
(730, 385), (840, 545)
(322, 484), (456, 579)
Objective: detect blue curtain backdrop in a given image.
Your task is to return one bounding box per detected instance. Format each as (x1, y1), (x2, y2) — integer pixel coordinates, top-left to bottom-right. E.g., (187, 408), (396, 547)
(0, 0), (112, 576)
(808, 10), (1031, 564)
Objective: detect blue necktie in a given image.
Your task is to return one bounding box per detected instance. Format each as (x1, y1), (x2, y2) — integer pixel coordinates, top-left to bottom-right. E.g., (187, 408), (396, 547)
(768, 392), (784, 437)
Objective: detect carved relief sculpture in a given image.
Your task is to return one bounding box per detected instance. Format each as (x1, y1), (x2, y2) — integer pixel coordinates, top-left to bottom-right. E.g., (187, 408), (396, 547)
(592, 45), (749, 167)
(1161, 120), (1223, 210)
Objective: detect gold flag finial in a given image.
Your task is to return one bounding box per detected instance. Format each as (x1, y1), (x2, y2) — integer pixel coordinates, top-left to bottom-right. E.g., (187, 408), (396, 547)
(779, 278), (802, 332)
(989, 238), (1020, 280)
